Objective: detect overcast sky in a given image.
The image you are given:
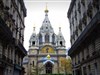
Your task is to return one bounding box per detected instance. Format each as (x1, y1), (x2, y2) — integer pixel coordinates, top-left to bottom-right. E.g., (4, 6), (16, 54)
(24, 0), (71, 52)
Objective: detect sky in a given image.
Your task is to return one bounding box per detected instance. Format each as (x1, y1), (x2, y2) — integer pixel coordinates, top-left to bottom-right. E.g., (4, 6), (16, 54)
(24, 0), (71, 52)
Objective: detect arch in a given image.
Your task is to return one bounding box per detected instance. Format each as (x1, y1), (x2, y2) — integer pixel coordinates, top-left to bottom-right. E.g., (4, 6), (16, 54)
(60, 41), (63, 46)
(32, 41), (35, 45)
(45, 34), (49, 43)
(41, 45), (55, 53)
(45, 62), (53, 74)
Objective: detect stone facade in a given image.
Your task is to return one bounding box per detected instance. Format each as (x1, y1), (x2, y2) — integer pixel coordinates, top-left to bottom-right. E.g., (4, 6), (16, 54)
(67, 0), (100, 75)
(23, 8), (66, 75)
(0, 0), (27, 75)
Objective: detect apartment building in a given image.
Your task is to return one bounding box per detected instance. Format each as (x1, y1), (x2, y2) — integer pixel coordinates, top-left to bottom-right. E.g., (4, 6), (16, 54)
(0, 0), (27, 75)
(67, 0), (100, 75)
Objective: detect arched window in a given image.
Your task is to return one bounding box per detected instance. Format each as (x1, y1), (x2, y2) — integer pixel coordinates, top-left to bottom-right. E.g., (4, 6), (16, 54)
(39, 34), (42, 44)
(45, 34), (49, 43)
(45, 62), (53, 74)
(32, 41), (35, 45)
(52, 34), (55, 44)
(60, 41), (63, 46)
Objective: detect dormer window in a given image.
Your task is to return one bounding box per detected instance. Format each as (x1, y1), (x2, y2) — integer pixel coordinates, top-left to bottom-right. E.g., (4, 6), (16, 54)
(46, 21), (47, 23)
(46, 27), (48, 29)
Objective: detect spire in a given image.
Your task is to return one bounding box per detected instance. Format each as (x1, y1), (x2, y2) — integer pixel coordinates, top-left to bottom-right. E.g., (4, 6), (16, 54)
(33, 24), (36, 33)
(58, 27), (65, 42)
(59, 27), (61, 32)
(45, 3), (49, 13)
(39, 3), (54, 33)
(33, 27), (35, 32)
(58, 27), (63, 36)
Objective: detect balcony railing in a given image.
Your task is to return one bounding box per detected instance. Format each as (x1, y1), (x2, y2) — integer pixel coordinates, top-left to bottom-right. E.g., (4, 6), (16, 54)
(0, 54), (13, 64)
(15, 39), (27, 56)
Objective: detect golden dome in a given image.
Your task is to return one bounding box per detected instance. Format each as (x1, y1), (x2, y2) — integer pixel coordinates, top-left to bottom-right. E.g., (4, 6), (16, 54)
(45, 9), (49, 13)
(47, 54), (50, 59)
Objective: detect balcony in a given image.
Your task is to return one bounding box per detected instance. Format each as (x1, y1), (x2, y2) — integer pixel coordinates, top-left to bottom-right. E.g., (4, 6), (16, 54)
(0, 54), (13, 64)
(0, 16), (13, 42)
(15, 39), (27, 56)
(93, 0), (99, 9)
(6, 57), (13, 64)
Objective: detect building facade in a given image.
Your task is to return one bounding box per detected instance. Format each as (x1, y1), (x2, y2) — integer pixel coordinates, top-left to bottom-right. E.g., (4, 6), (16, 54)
(0, 0), (27, 75)
(67, 0), (100, 75)
(23, 8), (66, 75)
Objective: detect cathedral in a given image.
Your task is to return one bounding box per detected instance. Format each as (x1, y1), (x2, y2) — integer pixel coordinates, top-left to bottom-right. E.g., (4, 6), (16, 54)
(23, 7), (67, 75)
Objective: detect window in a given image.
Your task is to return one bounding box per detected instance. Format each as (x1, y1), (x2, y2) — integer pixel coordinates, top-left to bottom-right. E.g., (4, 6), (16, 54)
(82, 50), (84, 61)
(78, 2), (81, 13)
(39, 34), (42, 44)
(94, 63), (98, 75)
(33, 36), (35, 38)
(81, 0), (85, 6)
(32, 41), (35, 45)
(60, 41), (63, 46)
(75, 11), (77, 20)
(93, 0), (99, 9)
(83, 66), (87, 75)
(33, 61), (34, 66)
(87, 3), (93, 19)
(45, 34), (49, 43)
(82, 13), (87, 25)
(78, 53), (80, 64)
(88, 65), (92, 75)
(0, 42), (2, 55)
(52, 34), (55, 44)
(86, 46), (89, 59)
(46, 27), (48, 29)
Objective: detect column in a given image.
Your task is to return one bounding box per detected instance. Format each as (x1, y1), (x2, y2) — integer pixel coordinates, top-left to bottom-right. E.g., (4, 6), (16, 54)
(42, 34), (45, 43)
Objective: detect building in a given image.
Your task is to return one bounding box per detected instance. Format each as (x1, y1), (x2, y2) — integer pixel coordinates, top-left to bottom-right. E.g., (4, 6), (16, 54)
(67, 0), (100, 75)
(23, 7), (66, 75)
(0, 0), (27, 75)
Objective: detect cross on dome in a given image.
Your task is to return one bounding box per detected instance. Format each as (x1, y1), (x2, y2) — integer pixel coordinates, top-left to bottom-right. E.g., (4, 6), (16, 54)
(45, 3), (49, 13)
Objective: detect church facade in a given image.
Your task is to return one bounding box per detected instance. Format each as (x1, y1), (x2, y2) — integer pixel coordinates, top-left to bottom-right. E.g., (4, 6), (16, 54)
(23, 8), (66, 75)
